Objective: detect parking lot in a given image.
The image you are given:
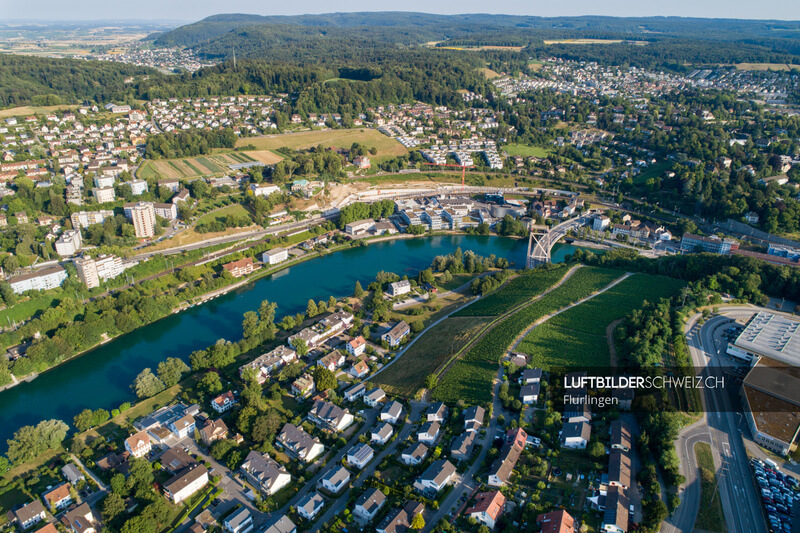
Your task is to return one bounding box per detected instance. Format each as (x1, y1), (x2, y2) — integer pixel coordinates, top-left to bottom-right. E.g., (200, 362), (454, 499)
(750, 457), (800, 533)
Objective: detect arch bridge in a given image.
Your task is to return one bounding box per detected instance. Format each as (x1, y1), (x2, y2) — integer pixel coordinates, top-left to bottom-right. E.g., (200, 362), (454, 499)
(527, 216), (587, 268)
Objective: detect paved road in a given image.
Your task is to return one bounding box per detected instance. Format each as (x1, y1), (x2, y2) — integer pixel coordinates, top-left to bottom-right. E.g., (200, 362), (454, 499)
(310, 403), (424, 529)
(422, 364), (505, 532)
(664, 306), (767, 533)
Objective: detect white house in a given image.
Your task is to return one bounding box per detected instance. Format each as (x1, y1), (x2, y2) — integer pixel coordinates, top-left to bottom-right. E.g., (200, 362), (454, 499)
(124, 431), (151, 458)
(262, 247), (289, 265)
(401, 443), (429, 466)
(240, 451), (291, 496)
(380, 401), (404, 425)
(296, 492), (325, 520)
(211, 391), (237, 413)
(346, 443), (374, 470)
(560, 421), (591, 449)
(250, 183), (280, 197)
(413, 459), (456, 494)
(9, 265), (68, 294)
(163, 465), (209, 503)
(520, 383), (540, 405)
(354, 488), (386, 522)
(417, 421), (441, 446)
(387, 280), (412, 297)
(224, 507), (255, 533)
(319, 465), (350, 494)
(371, 422), (394, 445)
(364, 388), (386, 407)
(346, 336), (367, 357)
(169, 414), (196, 439)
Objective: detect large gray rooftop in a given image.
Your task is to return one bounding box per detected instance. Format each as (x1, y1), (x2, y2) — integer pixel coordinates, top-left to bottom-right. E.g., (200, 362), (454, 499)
(734, 311), (800, 366)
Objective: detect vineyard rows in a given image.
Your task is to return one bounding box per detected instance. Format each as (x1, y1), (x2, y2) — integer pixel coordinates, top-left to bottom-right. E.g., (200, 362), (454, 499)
(432, 267), (624, 404)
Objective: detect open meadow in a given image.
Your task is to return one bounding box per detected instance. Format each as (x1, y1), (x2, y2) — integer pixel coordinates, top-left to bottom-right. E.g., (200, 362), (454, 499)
(235, 128), (409, 162)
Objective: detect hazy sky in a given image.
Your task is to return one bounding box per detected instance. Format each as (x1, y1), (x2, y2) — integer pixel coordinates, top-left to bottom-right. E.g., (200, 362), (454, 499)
(2, 0), (800, 22)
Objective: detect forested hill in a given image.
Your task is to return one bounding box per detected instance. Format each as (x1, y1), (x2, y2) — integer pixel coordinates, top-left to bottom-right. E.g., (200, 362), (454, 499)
(0, 54), (157, 108)
(153, 12), (800, 68)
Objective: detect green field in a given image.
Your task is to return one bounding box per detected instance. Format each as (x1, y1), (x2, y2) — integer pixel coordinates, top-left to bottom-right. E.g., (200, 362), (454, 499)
(453, 266), (569, 317)
(196, 156), (223, 173)
(196, 204), (252, 225)
(633, 161), (672, 185)
(518, 273), (685, 368)
(695, 442), (727, 532)
(502, 143), (552, 158)
(0, 294), (60, 324)
(235, 128), (409, 163)
(433, 266), (624, 404)
(372, 316), (491, 397)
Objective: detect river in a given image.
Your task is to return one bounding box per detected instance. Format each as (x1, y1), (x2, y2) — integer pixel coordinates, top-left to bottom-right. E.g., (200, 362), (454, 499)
(0, 236), (584, 448)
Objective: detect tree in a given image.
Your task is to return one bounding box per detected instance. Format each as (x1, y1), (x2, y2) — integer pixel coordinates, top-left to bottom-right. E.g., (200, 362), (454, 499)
(132, 368), (165, 399)
(157, 357), (190, 387)
(252, 410), (282, 443)
(643, 499), (669, 525)
(7, 419), (68, 463)
(328, 295), (337, 308)
(314, 366), (337, 391)
(588, 440), (605, 459)
(102, 492), (126, 524)
(200, 371), (223, 394)
(354, 280), (365, 298)
(411, 512), (425, 530)
(425, 374), (438, 389)
(306, 299), (318, 317)
(418, 268), (434, 284)
(293, 338), (309, 358)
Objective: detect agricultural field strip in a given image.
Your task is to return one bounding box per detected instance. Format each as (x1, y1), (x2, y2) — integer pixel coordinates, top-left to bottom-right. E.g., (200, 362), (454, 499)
(453, 266), (570, 317)
(516, 273), (685, 368)
(372, 266), (575, 396)
(432, 266), (625, 404)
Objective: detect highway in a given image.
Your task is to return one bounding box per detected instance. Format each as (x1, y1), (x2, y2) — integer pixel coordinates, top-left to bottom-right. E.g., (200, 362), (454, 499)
(665, 307), (767, 533)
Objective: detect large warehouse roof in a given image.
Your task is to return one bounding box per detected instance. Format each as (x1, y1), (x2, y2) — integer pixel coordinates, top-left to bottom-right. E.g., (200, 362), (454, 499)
(734, 311), (800, 366)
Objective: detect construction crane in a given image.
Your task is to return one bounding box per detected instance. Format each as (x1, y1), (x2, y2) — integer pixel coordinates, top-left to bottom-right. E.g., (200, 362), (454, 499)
(422, 162), (472, 190)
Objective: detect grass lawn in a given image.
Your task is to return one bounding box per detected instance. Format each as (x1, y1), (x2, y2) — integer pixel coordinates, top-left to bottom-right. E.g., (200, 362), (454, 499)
(0, 294), (59, 324)
(0, 486), (29, 518)
(519, 325), (611, 368)
(633, 161), (672, 185)
(196, 204), (252, 225)
(372, 316), (492, 398)
(434, 272), (476, 292)
(0, 104), (80, 119)
(235, 128), (408, 162)
(502, 143), (552, 158)
(695, 442), (727, 532)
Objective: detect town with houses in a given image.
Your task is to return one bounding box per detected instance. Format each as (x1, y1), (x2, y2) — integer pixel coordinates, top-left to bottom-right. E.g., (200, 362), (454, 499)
(2, 14), (800, 533)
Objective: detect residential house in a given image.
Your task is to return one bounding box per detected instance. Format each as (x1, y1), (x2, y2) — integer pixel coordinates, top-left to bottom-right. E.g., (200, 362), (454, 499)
(417, 421), (441, 446)
(537, 509), (576, 533)
(163, 465), (209, 503)
(560, 422), (591, 450)
(380, 401), (404, 425)
(319, 466), (350, 494)
(240, 345), (297, 385)
(224, 507), (254, 533)
(61, 502), (100, 533)
(344, 383), (366, 402)
(488, 428), (527, 487)
(387, 280), (412, 297)
(608, 450), (632, 490)
(61, 464), (85, 486)
(376, 501), (424, 533)
(295, 492), (325, 520)
(169, 414), (196, 439)
(450, 432), (477, 462)
(364, 388), (386, 407)
(42, 483), (73, 511)
(291, 374), (315, 399)
(347, 443), (374, 470)
(317, 350), (346, 372)
(348, 360), (369, 379)
(346, 336), (367, 357)
(308, 400), (354, 432)
(200, 418), (228, 446)
(413, 459), (456, 495)
(8, 265), (68, 294)
(354, 488), (386, 522)
(371, 422), (394, 445)
(124, 431), (151, 458)
(601, 486), (629, 533)
(276, 424), (324, 463)
(610, 420), (632, 453)
(381, 321), (410, 347)
(520, 383), (540, 404)
(211, 391), (237, 413)
(464, 406), (485, 429)
(14, 501), (46, 530)
(400, 443), (429, 466)
(160, 448), (196, 475)
(240, 451), (291, 496)
(223, 257), (256, 278)
(263, 516), (297, 533)
(520, 368), (542, 384)
(426, 402), (447, 423)
(466, 490), (506, 529)
(564, 402), (592, 424)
